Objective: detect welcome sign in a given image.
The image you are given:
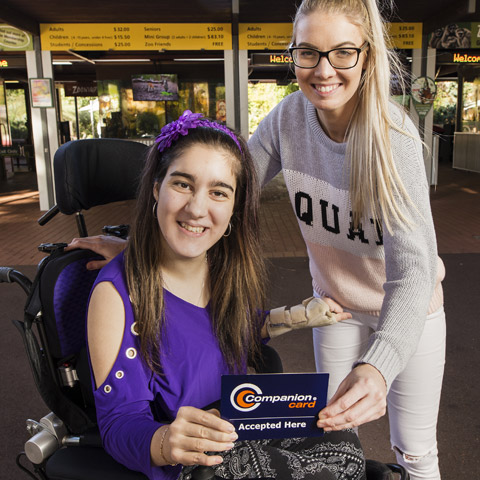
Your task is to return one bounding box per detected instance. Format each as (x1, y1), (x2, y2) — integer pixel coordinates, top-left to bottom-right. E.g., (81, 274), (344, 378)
(221, 373), (329, 440)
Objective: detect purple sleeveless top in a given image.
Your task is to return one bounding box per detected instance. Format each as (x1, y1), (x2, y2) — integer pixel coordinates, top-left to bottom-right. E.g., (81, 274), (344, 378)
(88, 253), (234, 479)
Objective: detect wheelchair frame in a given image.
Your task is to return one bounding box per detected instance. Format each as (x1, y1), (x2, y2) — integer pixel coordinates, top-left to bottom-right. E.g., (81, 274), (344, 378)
(1, 139), (409, 480)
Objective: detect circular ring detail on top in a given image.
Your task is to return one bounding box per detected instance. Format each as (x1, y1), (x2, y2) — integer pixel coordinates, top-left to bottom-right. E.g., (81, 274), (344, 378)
(131, 322), (139, 336)
(126, 347), (137, 359)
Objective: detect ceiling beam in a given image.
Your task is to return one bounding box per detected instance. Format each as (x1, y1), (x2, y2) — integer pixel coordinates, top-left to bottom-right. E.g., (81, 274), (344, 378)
(0, 2), (39, 36)
(422, 0), (479, 34)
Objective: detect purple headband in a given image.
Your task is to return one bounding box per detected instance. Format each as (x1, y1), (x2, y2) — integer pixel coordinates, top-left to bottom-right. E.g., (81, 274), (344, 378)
(154, 110), (242, 153)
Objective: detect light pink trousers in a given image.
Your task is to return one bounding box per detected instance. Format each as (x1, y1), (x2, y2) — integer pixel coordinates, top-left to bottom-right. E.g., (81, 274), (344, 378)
(313, 307), (446, 480)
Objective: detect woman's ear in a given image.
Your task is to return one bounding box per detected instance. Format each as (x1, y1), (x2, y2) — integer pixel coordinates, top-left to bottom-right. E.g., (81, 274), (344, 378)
(153, 182), (160, 202)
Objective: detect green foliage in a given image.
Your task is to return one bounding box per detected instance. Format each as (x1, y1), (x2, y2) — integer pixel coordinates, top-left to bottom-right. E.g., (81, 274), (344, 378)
(248, 82), (299, 134)
(6, 89), (28, 140)
(136, 111), (160, 135)
(433, 81), (457, 125)
(59, 89), (99, 139)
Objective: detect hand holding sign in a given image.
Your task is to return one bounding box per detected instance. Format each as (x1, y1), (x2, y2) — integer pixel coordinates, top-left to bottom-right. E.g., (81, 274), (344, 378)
(317, 364), (387, 432)
(221, 373), (329, 441)
(152, 406), (237, 467)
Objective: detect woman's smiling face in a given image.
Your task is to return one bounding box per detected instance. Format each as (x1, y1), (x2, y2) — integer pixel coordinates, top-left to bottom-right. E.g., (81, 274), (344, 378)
(154, 143), (237, 262)
(293, 10), (367, 124)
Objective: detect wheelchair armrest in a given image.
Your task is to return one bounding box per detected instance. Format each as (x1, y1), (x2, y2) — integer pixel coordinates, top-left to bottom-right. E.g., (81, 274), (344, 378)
(63, 428), (103, 448)
(38, 205), (60, 226)
(0, 267), (32, 294)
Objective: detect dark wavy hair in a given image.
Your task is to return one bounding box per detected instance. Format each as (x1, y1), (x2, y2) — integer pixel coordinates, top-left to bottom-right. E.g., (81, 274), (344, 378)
(125, 124), (266, 373)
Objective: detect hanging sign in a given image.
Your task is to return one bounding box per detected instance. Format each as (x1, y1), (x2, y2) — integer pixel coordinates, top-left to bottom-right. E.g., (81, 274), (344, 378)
(40, 23), (231, 51)
(411, 76), (437, 118)
(239, 24), (292, 50)
(241, 23), (422, 51)
(429, 23), (472, 49)
(388, 23), (423, 49)
(251, 52), (293, 66)
(0, 24), (34, 51)
(64, 81), (98, 97)
(452, 52), (480, 63)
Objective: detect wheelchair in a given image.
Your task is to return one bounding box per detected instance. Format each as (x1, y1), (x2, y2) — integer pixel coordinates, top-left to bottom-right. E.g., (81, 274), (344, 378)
(1, 139), (409, 480)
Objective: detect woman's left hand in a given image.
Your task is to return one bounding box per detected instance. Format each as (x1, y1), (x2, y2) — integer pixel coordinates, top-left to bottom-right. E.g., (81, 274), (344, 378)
(316, 364), (387, 431)
(158, 406), (237, 467)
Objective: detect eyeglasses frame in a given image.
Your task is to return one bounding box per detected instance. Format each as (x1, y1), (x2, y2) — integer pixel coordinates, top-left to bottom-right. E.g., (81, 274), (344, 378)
(288, 42), (369, 70)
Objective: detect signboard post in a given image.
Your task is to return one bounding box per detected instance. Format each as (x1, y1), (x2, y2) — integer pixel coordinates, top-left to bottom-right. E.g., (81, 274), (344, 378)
(411, 76), (437, 119)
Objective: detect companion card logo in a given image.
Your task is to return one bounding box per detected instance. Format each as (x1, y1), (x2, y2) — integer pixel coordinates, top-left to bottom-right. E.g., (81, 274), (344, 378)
(230, 382), (317, 412)
(230, 383), (263, 412)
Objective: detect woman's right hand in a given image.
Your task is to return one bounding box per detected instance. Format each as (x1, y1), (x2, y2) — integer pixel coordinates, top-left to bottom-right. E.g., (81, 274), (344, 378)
(65, 235), (127, 270)
(153, 406), (238, 467)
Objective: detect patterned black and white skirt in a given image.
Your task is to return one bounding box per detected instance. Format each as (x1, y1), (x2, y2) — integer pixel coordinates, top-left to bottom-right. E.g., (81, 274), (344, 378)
(180, 430), (365, 480)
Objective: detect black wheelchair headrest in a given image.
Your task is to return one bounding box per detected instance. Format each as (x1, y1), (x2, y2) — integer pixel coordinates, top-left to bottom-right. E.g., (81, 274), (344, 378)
(54, 139), (149, 215)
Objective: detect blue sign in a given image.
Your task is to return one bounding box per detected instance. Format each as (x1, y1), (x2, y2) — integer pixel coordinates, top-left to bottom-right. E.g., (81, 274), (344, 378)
(221, 373), (329, 440)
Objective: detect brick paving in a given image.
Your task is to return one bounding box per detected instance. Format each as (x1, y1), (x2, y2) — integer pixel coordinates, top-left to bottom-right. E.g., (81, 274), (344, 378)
(0, 163), (479, 266)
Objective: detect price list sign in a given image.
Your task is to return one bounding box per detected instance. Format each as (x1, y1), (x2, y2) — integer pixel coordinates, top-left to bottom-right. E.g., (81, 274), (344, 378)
(239, 23), (292, 50)
(40, 23), (232, 51)
(387, 23), (422, 49)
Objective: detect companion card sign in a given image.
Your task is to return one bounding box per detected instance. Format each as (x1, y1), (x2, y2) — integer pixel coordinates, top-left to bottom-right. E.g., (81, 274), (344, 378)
(221, 373), (329, 441)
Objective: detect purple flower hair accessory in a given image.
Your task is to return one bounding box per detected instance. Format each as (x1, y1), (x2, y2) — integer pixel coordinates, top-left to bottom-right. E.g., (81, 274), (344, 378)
(155, 109), (242, 153)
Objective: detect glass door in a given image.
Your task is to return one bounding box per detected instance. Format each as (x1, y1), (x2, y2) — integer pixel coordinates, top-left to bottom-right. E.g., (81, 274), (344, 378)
(0, 81), (12, 147)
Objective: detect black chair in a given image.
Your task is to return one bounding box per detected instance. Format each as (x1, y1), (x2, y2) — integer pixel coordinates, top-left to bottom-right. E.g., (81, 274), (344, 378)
(38, 138), (148, 237)
(1, 248), (292, 480)
(1, 139), (408, 480)
(4, 138), (150, 479)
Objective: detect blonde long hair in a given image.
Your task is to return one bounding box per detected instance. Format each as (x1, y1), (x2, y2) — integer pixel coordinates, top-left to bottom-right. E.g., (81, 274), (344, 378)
(293, 0), (416, 232)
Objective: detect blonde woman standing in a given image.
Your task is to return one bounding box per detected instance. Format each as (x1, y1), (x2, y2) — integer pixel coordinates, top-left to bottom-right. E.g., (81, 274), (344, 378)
(249, 1), (446, 479)
(68, 2), (445, 478)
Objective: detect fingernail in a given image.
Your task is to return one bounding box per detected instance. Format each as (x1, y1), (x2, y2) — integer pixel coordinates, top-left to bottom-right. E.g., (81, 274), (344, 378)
(225, 443), (235, 450)
(229, 433), (238, 441)
(318, 413), (327, 420)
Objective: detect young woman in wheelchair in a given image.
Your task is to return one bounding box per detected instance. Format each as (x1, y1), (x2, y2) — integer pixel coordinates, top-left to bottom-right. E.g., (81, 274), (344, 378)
(85, 111), (365, 479)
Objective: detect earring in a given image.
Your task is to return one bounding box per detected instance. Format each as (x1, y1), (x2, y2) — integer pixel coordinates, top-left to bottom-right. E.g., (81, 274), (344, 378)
(152, 201), (158, 218)
(223, 222), (232, 237)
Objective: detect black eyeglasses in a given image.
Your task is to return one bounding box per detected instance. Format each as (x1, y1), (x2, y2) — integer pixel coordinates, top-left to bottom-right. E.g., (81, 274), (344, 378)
(288, 42), (369, 70)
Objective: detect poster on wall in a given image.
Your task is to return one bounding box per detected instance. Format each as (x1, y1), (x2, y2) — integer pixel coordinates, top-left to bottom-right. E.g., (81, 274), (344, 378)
(428, 23), (472, 49)
(131, 74), (178, 102)
(30, 78), (54, 108)
(411, 76), (437, 118)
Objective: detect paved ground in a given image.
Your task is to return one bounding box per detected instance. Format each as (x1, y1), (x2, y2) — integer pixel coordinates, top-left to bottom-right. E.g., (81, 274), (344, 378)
(0, 162), (479, 266)
(0, 161), (479, 479)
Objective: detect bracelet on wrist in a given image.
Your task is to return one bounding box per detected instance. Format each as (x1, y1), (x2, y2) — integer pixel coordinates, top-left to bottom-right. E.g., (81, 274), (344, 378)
(159, 425), (177, 467)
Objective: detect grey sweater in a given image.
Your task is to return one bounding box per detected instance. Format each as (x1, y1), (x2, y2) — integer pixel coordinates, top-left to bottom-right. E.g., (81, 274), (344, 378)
(248, 90), (444, 389)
